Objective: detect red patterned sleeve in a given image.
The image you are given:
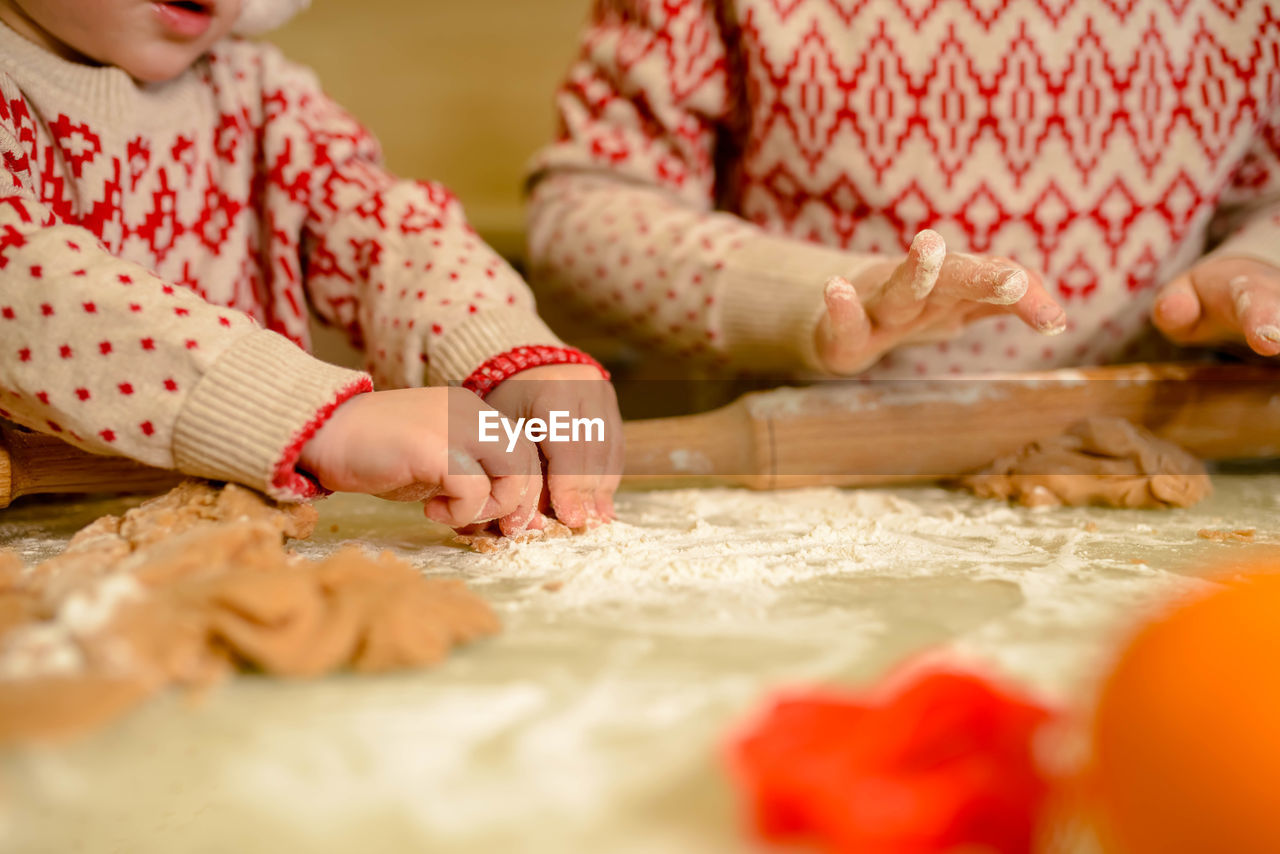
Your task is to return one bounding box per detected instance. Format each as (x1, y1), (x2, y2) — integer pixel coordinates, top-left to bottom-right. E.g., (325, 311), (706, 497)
(525, 0), (867, 372)
(253, 47), (597, 390)
(0, 86), (369, 501)
(533, 0), (733, 208)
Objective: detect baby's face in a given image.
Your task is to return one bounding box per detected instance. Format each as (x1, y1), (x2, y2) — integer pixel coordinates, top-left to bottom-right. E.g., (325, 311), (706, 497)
(0, 0), (244, 82)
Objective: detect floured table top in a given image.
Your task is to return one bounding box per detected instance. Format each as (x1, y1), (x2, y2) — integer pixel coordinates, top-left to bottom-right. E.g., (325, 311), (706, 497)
(2, 475), (1279, 853)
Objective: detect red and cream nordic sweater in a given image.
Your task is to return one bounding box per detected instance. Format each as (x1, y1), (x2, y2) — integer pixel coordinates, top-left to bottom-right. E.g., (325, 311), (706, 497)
(528, 0), (1280, 376)
(0, 24), (585, 500)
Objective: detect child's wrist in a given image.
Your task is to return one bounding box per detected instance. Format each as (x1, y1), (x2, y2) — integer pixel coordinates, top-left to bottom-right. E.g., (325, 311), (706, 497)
(292, 388), (368, 491)
(462, 345), (609, 399)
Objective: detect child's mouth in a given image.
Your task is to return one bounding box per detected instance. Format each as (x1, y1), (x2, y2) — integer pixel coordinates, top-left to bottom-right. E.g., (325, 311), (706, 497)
(153, 1), (215, 38)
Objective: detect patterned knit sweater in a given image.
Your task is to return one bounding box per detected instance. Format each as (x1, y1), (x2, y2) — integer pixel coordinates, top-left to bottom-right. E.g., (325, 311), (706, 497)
(528, 0), (1280, 376)
(0, 23), (583, 500)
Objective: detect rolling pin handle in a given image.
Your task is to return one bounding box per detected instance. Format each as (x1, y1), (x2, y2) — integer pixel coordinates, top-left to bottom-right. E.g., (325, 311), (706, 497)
(0, 430), (12, 510)
(0, 421), (181, 508)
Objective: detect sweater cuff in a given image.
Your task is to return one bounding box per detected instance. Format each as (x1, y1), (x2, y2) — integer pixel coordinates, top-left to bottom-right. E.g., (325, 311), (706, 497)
(172, 330), (372, 501)
(717, 234), (877, 373)
(462, 345), (609, 398)
(426, 306), (568, 386)
(1207, 214), (1280, 271)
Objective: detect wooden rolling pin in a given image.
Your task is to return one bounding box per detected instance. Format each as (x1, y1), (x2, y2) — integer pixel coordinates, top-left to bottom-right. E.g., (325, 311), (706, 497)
(2, 362), (1278, 507)
(0, 424), (181, 510)
(622, 362), (1280, 489)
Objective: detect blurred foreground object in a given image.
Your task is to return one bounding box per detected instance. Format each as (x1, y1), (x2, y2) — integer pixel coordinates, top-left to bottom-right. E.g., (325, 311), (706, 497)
(728, 668), (1055, 853)
(1090, 559), (1280, 854)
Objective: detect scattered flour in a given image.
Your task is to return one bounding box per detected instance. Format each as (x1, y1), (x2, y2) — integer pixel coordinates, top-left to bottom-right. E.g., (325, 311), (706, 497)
(4, 477), (1278, 854)
(745, 380), (1008, 418)
(430, 487), (1181, 614)
(665, 449), (713, 474)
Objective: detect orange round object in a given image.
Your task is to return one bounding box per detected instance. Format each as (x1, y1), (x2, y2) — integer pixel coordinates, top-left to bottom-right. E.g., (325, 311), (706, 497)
(1090, 565), (1280, 854)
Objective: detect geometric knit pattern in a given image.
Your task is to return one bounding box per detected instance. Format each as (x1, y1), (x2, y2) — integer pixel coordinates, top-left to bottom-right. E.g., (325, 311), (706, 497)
(0, 31), (569, 490)
(529, 0), (1280, 376)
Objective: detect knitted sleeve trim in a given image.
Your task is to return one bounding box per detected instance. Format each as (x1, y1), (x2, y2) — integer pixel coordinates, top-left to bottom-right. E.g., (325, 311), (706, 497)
(461, 345), (609, 399)
(270, 374), (373, 499)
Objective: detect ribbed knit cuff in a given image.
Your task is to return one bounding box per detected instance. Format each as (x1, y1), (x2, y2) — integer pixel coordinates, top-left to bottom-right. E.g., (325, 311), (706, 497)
(172, 330), (372, 501)
(717, 234), (878, 373)
(426, 306), (568, 386)
(462, 345), (609, 398)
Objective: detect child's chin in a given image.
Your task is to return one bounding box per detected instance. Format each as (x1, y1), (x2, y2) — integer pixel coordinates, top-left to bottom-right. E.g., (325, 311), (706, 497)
(118, 44), (210, 84)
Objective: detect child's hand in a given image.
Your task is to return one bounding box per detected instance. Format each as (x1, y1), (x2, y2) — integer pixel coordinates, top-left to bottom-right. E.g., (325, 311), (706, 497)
(483, 364), (623, 529)
(815, 230), (1067, 374)
(1153, 256), (1280, 357)
(298, 387), (542, 534)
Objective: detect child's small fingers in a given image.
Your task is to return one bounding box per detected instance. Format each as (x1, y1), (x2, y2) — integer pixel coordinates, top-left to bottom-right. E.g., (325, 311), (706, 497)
(540, 436), (592, 528)
(822, 276), (867, 332)
(496, 479), (541, 536)
(497, 499), (540, 537)
(419, 450), (490, 527)
(1152, 274), (1202, 342)
(515, 508), (548, 534)
(495, 443), (543, 535)
(936, 254), (1032, 306)
(1002, 267), (1067, 335)
(816, 276), (873, 374)
(872, 230), (946, 326)
(1232, 276), (1280, 356)
(595, 477), (619, 523)
(483, 470), (537, 524)
(574, 413), (613, 527)
(549, 477), (592, 528)
(589, 413), (624, 523)
(602, 428), (625, 521)
(424, 474), (490, 528)
(580, 447), (618, 528)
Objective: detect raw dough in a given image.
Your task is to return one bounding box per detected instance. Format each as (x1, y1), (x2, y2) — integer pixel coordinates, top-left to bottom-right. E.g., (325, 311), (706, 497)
(958, 417), (1211, 509)
(0, 481), (498, 744)
(453, 518), (577, 553)
(1197, 528), (1257, 542)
